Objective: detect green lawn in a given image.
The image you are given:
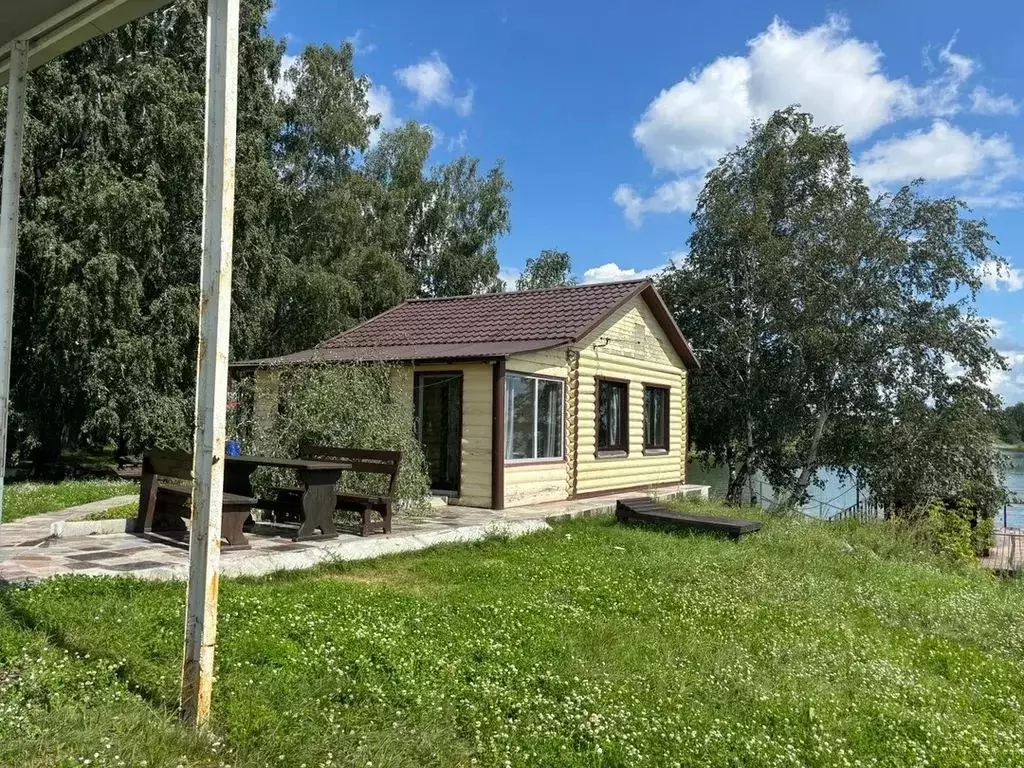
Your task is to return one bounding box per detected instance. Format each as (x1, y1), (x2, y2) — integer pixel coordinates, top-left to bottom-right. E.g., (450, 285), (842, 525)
(2, 504), (1023, 767)
(2, 480), (137, 522)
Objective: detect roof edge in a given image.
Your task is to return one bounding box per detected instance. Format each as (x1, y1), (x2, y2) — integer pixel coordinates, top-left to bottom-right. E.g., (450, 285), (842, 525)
(231, 339), (572, 370)
(404, 278), (650, 304)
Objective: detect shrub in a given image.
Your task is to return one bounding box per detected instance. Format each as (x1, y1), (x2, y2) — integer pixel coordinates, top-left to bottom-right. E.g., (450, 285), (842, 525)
(923, 499), (975, 563)
(918, 494), (996, 562)
(231, 364), (430, 513)
(972, 515), (995, 556)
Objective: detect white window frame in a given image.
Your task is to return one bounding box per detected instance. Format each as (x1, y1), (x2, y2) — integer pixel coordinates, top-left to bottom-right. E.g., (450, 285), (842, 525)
(505, 372), (565, 463)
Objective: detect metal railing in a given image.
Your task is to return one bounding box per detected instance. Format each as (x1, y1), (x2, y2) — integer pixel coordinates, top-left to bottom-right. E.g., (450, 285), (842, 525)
(981, 530), (1024, 574)
(825, 496), (885, 523)
(746, 479), (883, 522)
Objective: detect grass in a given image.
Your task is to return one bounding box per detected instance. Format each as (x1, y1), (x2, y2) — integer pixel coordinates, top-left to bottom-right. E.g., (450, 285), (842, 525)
(72, 502), (138, 522)
(2, 501), (1024, 767)
(2, 480), (137, 522)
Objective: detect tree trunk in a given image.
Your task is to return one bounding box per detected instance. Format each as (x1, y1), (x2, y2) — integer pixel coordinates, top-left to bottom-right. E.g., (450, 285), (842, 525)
(793, 405), (830, 503)
(33, 426), (64, 476)
(745, 403), (756, 505)
(727, 455), (751, 504)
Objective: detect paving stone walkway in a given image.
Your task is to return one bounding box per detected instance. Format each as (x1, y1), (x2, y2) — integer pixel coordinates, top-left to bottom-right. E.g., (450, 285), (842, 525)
(0, 484), (709, 584)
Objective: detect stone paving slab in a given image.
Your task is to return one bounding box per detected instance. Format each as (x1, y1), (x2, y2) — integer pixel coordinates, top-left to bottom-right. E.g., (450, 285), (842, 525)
(0, 484), (709, 584)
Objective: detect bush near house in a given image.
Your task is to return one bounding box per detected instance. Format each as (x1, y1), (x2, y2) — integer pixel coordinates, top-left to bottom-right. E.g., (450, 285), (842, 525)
(2, 505), (1023, 767)
(232, 363), (431, 512)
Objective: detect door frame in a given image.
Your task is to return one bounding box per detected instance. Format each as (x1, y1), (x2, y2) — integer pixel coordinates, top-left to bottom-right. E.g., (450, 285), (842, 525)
(413, 370), (463, 497)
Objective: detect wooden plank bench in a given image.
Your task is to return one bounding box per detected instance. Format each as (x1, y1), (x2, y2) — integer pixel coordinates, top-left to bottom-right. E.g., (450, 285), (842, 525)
(615, 497), (761, 540)
(274, 445), (401, 536)
(136, 449), (258, 550)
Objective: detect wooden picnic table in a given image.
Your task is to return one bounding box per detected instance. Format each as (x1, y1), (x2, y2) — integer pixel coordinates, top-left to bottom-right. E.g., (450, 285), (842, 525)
(224, 455), (352, 541)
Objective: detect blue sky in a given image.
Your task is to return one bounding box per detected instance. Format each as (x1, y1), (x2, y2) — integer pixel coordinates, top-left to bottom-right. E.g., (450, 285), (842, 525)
(269, 0), (1024, 402)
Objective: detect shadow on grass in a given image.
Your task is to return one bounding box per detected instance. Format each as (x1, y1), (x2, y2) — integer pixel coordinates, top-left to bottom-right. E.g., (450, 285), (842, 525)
(614, 518), (759, 543)
(0, 584), (180, 716)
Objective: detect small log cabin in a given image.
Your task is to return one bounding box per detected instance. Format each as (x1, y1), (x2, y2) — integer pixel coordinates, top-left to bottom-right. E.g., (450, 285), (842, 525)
(233, 279), (699, 509)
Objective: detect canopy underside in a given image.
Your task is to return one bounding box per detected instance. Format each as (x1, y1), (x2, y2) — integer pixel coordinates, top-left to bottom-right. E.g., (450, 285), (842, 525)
(0, 0), (169, 75)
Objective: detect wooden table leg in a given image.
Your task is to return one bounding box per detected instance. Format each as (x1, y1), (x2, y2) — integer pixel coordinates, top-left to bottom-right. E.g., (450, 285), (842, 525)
(221, 504), (252, 550)
(294, 468), (341, 540)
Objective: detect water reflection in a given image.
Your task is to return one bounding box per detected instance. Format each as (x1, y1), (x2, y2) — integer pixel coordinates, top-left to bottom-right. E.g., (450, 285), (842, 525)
(686, 449), (1024, 529)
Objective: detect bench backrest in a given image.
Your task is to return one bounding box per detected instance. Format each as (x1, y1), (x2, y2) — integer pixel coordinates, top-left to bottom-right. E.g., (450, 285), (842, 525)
(143, 449), (194, 481)
(299, 444), (402, 497)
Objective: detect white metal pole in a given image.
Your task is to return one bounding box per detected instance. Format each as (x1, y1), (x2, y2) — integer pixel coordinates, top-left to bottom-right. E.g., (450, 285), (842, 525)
(0, 39), (29, 528)
(180, 0), (239, 727)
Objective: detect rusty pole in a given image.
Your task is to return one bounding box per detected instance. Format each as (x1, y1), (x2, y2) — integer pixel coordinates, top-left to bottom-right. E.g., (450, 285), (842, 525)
(0, 39), (28, 529)
(180, 0), (239, 727)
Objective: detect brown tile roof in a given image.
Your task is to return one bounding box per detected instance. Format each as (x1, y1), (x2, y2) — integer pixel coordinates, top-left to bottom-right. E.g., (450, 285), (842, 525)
(234, 279), (699, 370)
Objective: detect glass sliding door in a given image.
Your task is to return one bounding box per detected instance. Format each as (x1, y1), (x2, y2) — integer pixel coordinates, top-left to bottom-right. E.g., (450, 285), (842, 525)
(415, 373), (462, 494)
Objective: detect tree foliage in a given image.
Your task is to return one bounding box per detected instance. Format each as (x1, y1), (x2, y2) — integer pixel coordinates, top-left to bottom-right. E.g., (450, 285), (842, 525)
(2, 0), (511, 466)
(231, 365), (430, 511)
(660, 108), (1005, 515)
(515, 249), (576, 291)
(995, 403), (1024, 446)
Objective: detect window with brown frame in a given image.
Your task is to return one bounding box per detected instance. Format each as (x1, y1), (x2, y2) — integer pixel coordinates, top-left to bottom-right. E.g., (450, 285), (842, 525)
(643, 385), (669, 452)
(596, 378), (629, 455)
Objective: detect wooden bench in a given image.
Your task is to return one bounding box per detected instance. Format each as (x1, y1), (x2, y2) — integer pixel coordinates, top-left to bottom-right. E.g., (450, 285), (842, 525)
(136, 449), (259, 550)
(615, 497), (761, 540)
(286, 445), (401, 536)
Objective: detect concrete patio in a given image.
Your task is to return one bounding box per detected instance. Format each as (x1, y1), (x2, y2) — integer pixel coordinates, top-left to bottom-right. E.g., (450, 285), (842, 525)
(0, 484), (710, 584)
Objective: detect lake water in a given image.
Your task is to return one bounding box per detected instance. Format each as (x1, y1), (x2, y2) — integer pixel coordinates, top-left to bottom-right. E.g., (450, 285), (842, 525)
(687, 448), (1024, 529)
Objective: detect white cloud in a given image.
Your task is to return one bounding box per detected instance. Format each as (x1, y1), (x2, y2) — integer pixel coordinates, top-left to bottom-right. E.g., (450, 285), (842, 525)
(583, 262), (666, 284)
(992, 350), (1024, 402)
(613, 177), (704, 226)
(346, 30), (377, 56)
(915, 38), (976, 116)
(946, 349), (1024, 401)
(366, 83), (400, 144)
(962, 191), (1024, 210)
(447, 130), (468, 152)
(971, 86), (1019, 116)
(617, 15), (1022, 223)
(275, 53), (300, 99)
(857, 120), (1017, 186)
(976, 261), (1024, 292)
(987, 317), (1008, 339)
(395, 52), (473, 116)
(631, 16), (917, 175)
(452, 90), (474, 118)
(498, 266), (522, 290)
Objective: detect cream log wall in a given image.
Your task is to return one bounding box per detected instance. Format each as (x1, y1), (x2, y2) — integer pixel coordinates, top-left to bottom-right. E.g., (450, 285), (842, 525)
(503, 348), (570, 507)
(572, 296), (687, 497)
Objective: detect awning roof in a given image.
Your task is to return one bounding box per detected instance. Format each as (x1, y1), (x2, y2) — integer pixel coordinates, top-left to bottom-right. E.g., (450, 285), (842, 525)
(0, 0), (170, 75)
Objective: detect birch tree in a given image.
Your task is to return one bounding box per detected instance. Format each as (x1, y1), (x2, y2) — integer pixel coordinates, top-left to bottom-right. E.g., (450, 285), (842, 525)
(660, 108), (1004, 508)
